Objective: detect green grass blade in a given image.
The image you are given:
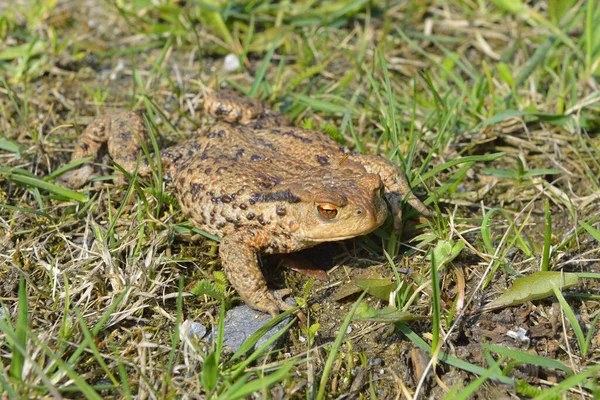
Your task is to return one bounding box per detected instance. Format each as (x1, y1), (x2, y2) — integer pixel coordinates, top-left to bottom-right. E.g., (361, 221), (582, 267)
(221, 364), (293, 400)
(227, 318), (297, 380)
(552, 286), (587, 355)
(45, 157), (93, 181)
(444, 356), (505, 400)
(9, 275), (27, 382)
(419, 153), (505, 182)
(0, 139), (22, 158)
(1, 169), (87, 202)
(228, 306), (298, 363)
(580, 221), (600, 241)
(396, 324), (514, 384)
(532, 364), (600, 400)
(541, 200), (551, 271)
(30, 335), (103, 400)
(317, 292), (367, 399)
(430, 246), (441, 355)
(249, 31), (283, 98)
(484, 344), (573, 375)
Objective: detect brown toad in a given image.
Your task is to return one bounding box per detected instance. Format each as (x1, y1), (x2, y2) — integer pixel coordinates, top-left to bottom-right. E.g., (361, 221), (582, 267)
(60, 90), (429, 316)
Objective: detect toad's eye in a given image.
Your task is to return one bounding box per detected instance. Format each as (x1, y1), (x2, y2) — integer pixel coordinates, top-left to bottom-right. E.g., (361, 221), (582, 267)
(317, 204), (338, 220)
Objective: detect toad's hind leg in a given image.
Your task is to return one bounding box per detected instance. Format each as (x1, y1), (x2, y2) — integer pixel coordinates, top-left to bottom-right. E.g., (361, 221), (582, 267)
(347, 153), (429, 234)
(204, 89), (291, 128)
(219, 228), (295, 316)
(59, 111), (155, 188)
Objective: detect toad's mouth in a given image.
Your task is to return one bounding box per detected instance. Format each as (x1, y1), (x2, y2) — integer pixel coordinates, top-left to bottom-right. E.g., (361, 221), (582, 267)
(301, 226), (381, 242)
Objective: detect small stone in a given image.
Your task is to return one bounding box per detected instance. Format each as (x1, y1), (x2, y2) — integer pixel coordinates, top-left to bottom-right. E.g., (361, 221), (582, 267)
(506, 327), (529, 344)
(368, 358), (383, 366)
(180, 320), (207, 341)
(209, 298), (296, 352)
(223, 53), (241, 72)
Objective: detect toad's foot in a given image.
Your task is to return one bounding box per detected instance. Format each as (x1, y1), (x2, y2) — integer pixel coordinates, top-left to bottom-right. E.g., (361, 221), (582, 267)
(347, 153), (429, 234)
(204, 89), (291, 128)
(59, 111), (154, 189)
(219, 228), (299, 317)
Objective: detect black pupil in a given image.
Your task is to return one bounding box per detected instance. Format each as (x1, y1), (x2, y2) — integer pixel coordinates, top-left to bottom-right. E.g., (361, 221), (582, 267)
(319, 206), (337, 218)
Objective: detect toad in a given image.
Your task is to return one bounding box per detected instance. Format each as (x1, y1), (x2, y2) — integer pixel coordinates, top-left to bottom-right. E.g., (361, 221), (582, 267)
(60, 90), (429, 316)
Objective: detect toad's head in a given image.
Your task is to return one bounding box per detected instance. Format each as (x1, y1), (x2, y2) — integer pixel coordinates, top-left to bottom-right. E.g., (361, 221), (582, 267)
(280, 171), (388, 243)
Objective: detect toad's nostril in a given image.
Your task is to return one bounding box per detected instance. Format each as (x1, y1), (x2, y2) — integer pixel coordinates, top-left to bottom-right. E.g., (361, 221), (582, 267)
(356, 209), (363, 215)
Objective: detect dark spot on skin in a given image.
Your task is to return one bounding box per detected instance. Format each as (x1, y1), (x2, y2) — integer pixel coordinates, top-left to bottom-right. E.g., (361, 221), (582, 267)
(118, 131), (132, 140)
(249, 198), (256, 205)
(92, 125), (106, 136)
(165, 150), (184, 163)
(247, 213), (255, 220)
(211, 197), (219, 203)
(225, 217), (235, 223)
(234, 148), (245, 159)
(251, 154), (264, 162)
(239, 203), (248, 210)
(215, 104), (228, 116)
(80, 143), (89, 151)
(276, 205), (286, 216)
(257, 214), (269, 225)
(178, 177), (186, 186)
(205, 168), (212, 175)
(316, 155), (329, 166)
(221, 195), (232, 203)
(283, 129), (313, 143)
(216, 167), (227, 174)
(255, 137), (276, 150)
(190, 183), (204, 195)
(251, 189), (301, 203)
(216, 222), (226, 229)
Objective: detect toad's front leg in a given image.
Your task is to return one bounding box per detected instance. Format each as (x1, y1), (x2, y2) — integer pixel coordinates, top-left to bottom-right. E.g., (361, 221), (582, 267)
(347, 153), (429, 234)
(219, 228), (296, 316)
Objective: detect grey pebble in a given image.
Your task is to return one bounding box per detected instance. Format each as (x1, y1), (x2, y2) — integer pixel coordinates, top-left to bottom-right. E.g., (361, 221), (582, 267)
(209, 298), (295, 353)
(368, 358), (383, 366)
